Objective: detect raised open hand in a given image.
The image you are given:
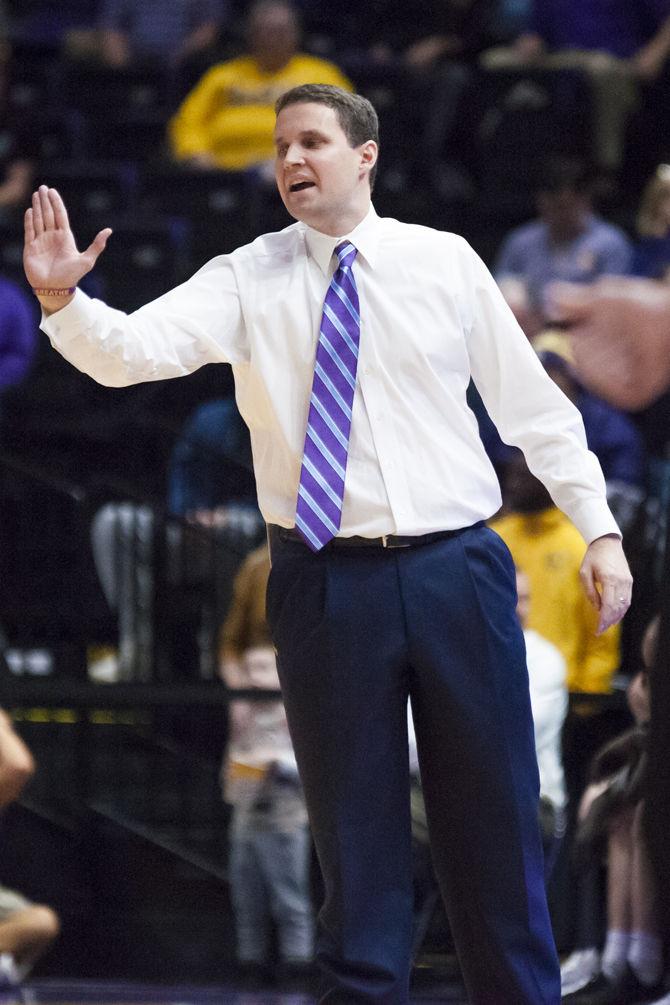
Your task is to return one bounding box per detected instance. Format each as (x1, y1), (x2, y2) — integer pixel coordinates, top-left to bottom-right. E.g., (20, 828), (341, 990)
(24, 185), (112, 299)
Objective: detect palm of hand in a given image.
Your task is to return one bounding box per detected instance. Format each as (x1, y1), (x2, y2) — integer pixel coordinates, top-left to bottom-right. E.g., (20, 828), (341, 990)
(24, 186), (111, 295)
(24, 227), (86, 289)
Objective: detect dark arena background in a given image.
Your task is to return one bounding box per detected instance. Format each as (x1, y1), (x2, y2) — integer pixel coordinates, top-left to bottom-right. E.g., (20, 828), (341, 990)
(1, 0), (670, 1003)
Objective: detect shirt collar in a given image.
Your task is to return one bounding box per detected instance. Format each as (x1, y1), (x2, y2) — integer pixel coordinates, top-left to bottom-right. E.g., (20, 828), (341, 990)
(304, 204), (381, 276)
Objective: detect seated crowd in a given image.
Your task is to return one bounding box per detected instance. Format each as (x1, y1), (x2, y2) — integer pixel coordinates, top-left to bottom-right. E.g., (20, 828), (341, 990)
(0, 0), (669, 1002)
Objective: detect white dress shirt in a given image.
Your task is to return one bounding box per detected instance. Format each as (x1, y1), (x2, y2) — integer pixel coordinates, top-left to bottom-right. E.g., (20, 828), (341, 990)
(525, 629), (569, 810)
(42, 205), (619, 542)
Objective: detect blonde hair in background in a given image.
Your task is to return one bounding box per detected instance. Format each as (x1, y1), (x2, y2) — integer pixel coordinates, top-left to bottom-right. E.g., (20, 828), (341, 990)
(636, 164), (670, 237)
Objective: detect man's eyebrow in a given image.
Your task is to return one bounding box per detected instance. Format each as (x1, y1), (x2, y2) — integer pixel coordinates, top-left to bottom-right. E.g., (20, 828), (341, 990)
(273, 129), (329, 145)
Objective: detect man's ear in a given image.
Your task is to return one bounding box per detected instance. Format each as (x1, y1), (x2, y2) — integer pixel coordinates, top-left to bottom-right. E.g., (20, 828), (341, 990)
(360, 140), (378, 180)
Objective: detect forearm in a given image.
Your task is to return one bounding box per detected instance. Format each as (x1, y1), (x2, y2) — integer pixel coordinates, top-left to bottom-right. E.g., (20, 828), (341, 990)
(469, 254), (619, 542)
(39, 273), (241, 387)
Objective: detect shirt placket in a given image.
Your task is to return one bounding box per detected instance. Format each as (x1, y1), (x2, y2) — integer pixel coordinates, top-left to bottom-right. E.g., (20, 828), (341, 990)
(355, 282), (413, 532)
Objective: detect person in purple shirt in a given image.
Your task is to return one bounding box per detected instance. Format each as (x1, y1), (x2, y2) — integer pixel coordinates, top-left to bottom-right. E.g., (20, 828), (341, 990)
(482, 0), (670, 171)
(495, 156), (631, 338)
(0, 275), (37, 425)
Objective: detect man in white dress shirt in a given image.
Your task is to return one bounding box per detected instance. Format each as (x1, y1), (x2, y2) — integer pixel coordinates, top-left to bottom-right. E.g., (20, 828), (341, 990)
(23, 84), (632, 1004)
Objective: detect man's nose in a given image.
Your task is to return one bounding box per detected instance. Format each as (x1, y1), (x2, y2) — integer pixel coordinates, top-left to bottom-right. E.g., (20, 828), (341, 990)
(285, 143), (304, 165)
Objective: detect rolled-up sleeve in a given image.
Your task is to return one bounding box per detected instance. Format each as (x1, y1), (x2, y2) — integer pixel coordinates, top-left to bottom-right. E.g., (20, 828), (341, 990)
(464, 243), (620, 544)
(40, 254), (247, 388)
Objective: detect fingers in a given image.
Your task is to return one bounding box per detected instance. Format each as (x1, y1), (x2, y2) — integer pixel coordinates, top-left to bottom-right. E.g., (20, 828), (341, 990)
(579, 562), (601, 612)
(581, 540), (633, 634)
(49, 187), (70, 231)
(597, 580), (631, 635)
(24, 207), (35, 244)
(83, 228), (113, 266)
(32, 189), (44, 236)
(580, 558), (632, 634)
(38, 184), (55, 231)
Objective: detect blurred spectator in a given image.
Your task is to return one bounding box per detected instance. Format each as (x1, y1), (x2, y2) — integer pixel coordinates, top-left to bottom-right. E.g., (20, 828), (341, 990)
(631, 164), (670, 282)
(357, 0), (497, 199)
(494, 157), (631, 338)
(220, 548), (314, 984)
(532, 330), (645, 534)
(491, 452), (620, 696)
(219, 541), (272, 689)
(168, 397), (257, 521)
(0, 275), (37, 429)
(515, 568), (568, 875)
(99, 0), (227, 71)
(89, 397), (262, 683)
(482, 0), (670, 173)
(0, 708), (60, 996)
(169, 0), (352, 173)
(561, 617), (663, 1003)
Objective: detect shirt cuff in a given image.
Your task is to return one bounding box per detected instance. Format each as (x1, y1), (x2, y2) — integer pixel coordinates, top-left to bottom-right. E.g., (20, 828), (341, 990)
(40, 288), (98, 346)
(569, 497), (622, 545)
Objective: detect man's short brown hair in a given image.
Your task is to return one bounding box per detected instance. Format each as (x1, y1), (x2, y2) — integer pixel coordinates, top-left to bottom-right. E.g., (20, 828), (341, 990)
(275, 84), (379, 189)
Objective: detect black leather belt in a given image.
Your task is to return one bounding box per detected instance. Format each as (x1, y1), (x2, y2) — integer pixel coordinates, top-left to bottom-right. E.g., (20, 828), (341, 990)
(272, 523), (481, 550)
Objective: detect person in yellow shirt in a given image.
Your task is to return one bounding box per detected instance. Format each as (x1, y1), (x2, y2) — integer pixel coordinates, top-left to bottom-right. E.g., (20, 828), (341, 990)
(491, 452), (620, 695)
(169, 0), (353, 172)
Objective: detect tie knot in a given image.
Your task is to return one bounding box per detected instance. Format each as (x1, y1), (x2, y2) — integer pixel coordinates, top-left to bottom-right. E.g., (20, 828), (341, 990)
(335, 241), (357, 270)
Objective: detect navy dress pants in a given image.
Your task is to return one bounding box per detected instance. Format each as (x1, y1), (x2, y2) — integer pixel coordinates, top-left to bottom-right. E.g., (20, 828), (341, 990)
(266, 524), (560, 1004)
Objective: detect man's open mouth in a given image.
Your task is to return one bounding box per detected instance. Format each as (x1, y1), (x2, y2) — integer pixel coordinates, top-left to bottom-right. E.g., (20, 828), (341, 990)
(289, 181), (315, 192)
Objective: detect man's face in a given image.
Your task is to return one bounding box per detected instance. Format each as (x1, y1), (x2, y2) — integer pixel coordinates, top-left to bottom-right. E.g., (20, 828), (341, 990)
(537, 188), (588, 241)
(274, 102), (375, 231)
(249, 5), (299, 71)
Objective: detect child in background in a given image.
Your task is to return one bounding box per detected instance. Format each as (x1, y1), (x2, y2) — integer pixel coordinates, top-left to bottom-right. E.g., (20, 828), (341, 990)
(222, 644), (314, 984)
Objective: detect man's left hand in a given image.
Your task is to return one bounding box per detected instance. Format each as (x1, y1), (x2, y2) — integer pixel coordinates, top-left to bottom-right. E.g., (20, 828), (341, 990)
(579, 534), (633, 635)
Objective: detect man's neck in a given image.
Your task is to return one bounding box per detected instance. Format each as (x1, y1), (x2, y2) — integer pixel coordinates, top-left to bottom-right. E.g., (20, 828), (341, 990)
(306, 200), (371, 238)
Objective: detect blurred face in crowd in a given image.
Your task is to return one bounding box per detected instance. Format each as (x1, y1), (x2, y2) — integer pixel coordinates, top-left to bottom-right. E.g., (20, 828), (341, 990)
(515, 570), (531, 628)
(249, 2), (300, 73)
(503, 453), (553, 514)
(274, 101), (377, 234)
(537, 187), (590, 243)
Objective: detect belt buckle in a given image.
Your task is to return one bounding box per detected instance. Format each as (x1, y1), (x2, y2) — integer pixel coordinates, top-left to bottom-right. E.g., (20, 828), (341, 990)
(382, 534), (410, 549)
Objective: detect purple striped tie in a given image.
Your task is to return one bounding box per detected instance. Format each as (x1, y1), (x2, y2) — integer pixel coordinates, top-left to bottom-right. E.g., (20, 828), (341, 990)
(295, 241), (360, 551)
